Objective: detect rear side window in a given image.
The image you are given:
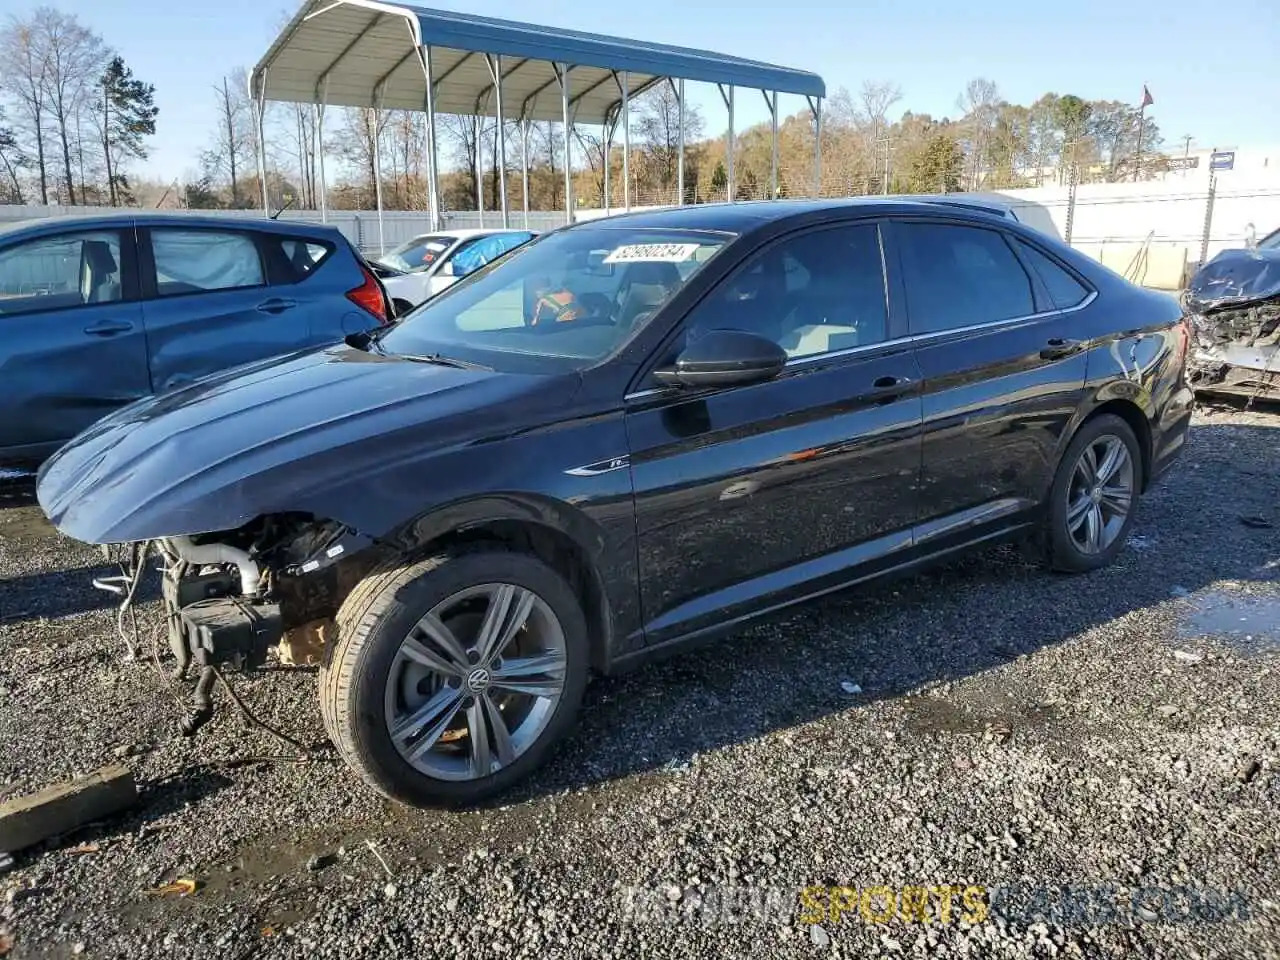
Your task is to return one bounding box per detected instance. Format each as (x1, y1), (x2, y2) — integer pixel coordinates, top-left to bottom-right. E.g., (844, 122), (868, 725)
(273, 237), (335, 283)
(151, 229), (264, 298)
(897, 222), (1035, 334)
(0, 231), (124, 316)
(1015, 240), (1091, 309)
(281, 239), (331, 274)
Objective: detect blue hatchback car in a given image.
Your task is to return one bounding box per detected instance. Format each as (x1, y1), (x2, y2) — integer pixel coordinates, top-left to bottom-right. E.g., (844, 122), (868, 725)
(0, 213), (391, 465)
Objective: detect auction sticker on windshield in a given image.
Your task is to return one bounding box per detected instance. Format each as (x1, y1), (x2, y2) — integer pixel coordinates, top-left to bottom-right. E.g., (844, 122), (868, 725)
(604, 243), (701, 264)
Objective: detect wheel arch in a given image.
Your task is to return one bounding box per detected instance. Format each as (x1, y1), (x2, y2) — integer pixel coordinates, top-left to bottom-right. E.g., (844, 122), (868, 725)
(1061, 389), (1155, 491)
(381, 494), (615, 673)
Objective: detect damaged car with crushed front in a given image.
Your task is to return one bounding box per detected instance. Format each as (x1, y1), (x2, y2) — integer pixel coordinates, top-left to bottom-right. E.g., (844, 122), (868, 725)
(37, 200), (1195, 807)
(1185, 238), (1280, 398)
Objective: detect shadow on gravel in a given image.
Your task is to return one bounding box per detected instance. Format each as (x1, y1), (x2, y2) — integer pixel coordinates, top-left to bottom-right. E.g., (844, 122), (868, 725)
(0, 478), (37, 509)
(497, 418), (1280, 803)
(0, 563), (135, 623)
(0, 479), (165, 624)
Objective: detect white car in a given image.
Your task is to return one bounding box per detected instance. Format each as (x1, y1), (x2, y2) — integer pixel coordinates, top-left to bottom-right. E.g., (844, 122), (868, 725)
(372, 228), (537, 312)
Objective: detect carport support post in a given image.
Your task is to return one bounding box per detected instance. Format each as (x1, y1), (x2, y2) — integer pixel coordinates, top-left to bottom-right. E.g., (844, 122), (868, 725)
(557, 64), (573, 224)
(603, 109), (612, 214)
(253, 79), (269, 215)
(809, 95), (823, 197)
(488, 54), (510, 228)
(372, 104), (385, 254)
(520, 117), (531, 229)
(418, 46), (442, 231)
(622, 71), (631, 211)
(475, 115), (485, 228)
(764, 90), (778, 198)
(315, 99), (328, 222)
(719, 84), (734, 202)
(677, 78), (685, 204)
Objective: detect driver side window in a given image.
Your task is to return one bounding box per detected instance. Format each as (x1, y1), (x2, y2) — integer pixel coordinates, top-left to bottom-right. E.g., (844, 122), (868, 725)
(678, 223), (888, 360)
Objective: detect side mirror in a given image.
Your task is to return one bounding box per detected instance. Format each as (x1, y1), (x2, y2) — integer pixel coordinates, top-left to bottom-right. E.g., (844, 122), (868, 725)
(652, 329), (787, 389)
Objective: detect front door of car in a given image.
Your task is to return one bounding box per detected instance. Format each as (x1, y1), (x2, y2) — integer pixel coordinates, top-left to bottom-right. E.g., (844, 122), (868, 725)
(885, 218), (1091, 539)
(0, 226), (149, 460)
(625, 222), (924, 646)
(139, 226), (312, 392)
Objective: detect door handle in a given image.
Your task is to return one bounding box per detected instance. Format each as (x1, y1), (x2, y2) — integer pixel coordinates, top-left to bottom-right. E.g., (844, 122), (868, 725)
(83, 319), (134, 336)
(1040, 337), (1084, 360)
(256, 298), (297, 314)
(869, 374), (913, 403)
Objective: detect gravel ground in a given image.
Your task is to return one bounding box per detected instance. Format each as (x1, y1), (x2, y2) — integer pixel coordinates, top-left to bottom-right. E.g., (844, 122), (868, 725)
(1, 403), (1278, 959)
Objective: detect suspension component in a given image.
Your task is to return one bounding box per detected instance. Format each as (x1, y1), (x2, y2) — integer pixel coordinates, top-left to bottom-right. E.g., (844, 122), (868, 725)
(180, 666), (217, 737)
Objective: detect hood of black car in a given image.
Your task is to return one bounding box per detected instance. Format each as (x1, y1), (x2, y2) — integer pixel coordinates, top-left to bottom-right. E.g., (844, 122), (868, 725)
(37, 343), (548, 543)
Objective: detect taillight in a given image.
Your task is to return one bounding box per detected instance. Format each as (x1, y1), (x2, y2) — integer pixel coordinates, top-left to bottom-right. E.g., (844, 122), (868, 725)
(347, 265), (390, 325)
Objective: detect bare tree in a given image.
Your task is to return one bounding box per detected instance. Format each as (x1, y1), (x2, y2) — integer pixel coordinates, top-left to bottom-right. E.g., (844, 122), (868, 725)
(536, 121), (562, 210)
(634, 82), (703, 200)
(34, 8), (108, 204)
(956, 77), (1000, 188)
(286, 102), (316, 208)
(0, 12), (51, 202)
(203, 73), (254, 207)
(332, 106), (394, 208)
(858, 80), (902, 132)
(572, 125), (610, 205)
(438, 112), (490, 208)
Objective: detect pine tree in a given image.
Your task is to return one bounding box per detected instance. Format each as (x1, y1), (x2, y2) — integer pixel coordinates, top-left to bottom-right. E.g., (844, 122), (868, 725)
(99, 55), (158, 205)
(710, 160), (728, 199)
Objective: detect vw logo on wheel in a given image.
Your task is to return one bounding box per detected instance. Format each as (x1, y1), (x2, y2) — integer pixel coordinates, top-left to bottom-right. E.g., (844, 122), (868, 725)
(466, 668), (491, 693)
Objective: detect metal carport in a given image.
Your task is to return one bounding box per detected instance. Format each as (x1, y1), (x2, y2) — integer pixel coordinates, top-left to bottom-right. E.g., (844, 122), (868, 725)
(248, 1), (826, 247)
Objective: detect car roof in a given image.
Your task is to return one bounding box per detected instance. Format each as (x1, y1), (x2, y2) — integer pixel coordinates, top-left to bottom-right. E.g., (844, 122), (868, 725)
(575, 197), (1018, 233)
(411, 227), (537, 241)
(0, 211), (348, 240)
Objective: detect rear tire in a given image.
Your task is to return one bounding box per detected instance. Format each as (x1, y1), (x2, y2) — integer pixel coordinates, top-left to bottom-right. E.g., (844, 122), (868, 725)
(1044, 414), (1142, 573)
(320, 550), (588, 807)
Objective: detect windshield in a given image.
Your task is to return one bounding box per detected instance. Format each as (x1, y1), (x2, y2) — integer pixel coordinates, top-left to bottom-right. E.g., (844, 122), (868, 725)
(378, 234), (457, 272)
(377, 226), (733, 373)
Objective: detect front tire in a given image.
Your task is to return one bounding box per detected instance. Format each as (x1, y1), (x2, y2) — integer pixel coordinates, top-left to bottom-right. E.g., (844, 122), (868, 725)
(320, 550), (589, 806)
(1045, 414), (1142, 573)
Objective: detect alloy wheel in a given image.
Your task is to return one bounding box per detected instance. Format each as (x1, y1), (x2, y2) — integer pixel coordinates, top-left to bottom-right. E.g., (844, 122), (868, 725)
(383, 582), (567, 782)
(1064, 434), (1135, 555)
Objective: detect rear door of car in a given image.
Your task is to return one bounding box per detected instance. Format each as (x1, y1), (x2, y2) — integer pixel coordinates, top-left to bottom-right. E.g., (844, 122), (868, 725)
(625, 220), (925, 645)
(138, 224), (313, 392)
(0, 223), (149, 459)
(260, 230), (376, 342)
(885, 216), (1091, 540)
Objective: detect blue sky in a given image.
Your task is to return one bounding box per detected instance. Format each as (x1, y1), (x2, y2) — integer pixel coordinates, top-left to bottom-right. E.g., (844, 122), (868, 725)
(46, 0), (1280, 180)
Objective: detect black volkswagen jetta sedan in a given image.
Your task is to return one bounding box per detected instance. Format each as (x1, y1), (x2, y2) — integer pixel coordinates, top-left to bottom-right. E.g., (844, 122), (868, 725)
(38, 199), (1195, 806)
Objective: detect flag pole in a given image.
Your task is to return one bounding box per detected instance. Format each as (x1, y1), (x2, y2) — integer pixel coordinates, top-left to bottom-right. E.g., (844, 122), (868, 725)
(1134, 84), (1152, 182)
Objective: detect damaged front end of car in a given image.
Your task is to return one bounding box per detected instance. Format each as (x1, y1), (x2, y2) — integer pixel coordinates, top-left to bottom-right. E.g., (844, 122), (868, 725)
(142, 515), (384, 736)
(1185, 247), (1280, 399)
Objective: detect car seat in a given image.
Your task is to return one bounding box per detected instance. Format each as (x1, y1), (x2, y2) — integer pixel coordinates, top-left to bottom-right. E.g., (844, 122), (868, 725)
(81, 240), (120, 304)
(616, 261), (682, 330)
